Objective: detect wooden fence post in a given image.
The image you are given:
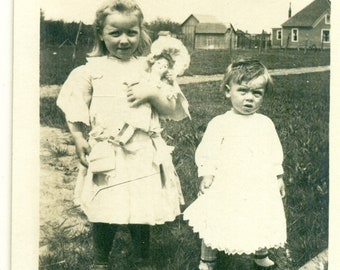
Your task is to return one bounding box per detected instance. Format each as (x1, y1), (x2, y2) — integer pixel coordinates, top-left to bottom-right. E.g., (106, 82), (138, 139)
(72, 21), (83, 66)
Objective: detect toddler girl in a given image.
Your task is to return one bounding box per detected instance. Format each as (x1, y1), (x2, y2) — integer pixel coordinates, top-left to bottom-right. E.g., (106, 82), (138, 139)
(56, 0), (190, 269)
(183, 59), (287, 270)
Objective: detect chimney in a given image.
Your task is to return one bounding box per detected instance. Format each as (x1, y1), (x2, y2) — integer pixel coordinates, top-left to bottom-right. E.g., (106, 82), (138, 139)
(288, 2), (292, 18)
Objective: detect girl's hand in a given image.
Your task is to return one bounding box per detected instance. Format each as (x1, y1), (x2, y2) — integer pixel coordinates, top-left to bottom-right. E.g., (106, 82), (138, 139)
(126, 82), (157, 107)
(67, 121), (91, 167)
(74, 136), (91, 167)
(277, 176), (286, 198)
(127, 81), (177, 117)
(198, 175), (214, 196)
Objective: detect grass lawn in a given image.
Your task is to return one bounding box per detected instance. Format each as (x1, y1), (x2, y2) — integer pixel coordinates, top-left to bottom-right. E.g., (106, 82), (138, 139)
(40, 45), (330, 85)
(186, 49), (330, 76)
(40, 71), (329, 269)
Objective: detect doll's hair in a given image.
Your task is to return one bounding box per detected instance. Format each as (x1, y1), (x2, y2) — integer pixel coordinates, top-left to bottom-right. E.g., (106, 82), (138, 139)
(146, 52), (175, 85)
(220, 58), (273, 94)
(147, 52), (175, 69)
(88, 0), (151, 57)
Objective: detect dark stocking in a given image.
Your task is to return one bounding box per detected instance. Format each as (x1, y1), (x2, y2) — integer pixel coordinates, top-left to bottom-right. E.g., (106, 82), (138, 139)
(92, 223), (118, 264)
(128, 224), (150, 259)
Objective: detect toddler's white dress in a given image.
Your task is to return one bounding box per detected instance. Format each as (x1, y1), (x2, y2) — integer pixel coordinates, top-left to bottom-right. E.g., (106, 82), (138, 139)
(183, 110), (287, 254)
(57, 56), (189, 225)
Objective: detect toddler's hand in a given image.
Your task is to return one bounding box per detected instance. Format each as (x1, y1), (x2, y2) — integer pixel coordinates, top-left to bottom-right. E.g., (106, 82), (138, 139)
(198, 175), (214, 196)
(74, 137), (91, 168)
(277, 176), (286, 198)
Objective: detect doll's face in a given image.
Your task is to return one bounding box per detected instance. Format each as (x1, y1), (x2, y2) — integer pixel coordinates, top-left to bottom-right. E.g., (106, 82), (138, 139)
(151, 58), (169, 77)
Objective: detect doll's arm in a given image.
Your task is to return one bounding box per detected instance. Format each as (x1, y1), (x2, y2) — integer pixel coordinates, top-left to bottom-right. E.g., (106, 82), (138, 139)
(198, 175), (215, 195)
(67, 121), (91, 167)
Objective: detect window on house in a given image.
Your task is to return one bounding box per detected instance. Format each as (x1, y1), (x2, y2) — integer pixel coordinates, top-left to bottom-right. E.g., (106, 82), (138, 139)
(325, 14), (330, 24)
(322, 29), (330, 43)
(291, 28), (298, 42)
(207, 37), (214, 48)
(277, 30), (281, 40)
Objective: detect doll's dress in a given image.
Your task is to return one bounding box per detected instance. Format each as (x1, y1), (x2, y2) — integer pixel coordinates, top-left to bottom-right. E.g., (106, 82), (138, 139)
(115, 77), (171, 146)
(57, 56), (190, 224)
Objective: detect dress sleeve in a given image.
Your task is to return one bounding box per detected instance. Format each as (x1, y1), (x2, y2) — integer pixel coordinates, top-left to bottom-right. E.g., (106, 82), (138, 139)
(160, 82), (191, 121)
(56, 65), (93, 126)
(195, 117), (223, 177)
(269, 120), (284, 176)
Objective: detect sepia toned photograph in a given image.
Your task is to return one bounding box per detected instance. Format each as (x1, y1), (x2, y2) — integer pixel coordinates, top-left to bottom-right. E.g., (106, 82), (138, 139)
(10, 0), (340, 269)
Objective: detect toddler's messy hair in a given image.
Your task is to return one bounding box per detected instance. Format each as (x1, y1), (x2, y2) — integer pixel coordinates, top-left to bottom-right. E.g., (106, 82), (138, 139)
(221, 58), (273, 94)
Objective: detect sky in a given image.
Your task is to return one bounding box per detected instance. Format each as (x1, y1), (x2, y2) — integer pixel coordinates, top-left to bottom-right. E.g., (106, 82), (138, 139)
(40, 0), (315, 33)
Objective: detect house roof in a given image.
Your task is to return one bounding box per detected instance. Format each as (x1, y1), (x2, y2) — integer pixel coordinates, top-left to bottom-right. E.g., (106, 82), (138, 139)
(195, 23), (227, 34)
(181, 14), (221, 26)
(282, 0), (330, 27)
(191, 14), (221, 23)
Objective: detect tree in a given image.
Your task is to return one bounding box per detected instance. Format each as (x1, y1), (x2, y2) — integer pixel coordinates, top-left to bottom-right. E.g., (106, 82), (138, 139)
(39, 10), (94, 48)
(40, 9), (47, 46)
(145, 18), (181, 41)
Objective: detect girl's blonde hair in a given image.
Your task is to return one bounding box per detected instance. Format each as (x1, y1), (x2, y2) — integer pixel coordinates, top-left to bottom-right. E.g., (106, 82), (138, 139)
(88, 0), (151, 57)
(221, 58), (273, 94)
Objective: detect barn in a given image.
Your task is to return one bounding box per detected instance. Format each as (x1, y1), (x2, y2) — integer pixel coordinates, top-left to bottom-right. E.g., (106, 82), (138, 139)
(180, 14), (237, 50)
(272, 0), (330, 49)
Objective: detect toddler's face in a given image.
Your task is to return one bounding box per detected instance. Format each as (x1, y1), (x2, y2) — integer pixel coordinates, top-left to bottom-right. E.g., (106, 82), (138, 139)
(151, 58), (169, 77)
(226, 75), (266, 115)
(100, 11), (140, 60)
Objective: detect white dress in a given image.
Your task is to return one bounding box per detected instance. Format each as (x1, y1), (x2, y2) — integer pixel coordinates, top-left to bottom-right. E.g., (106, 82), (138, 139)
(57, 56), (190, 225)
(183, 110), (287, 254)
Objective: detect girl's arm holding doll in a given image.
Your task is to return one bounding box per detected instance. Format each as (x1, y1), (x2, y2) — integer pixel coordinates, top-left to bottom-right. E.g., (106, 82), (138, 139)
(126, 83), (178, 117)
(126, 36), (191, 120)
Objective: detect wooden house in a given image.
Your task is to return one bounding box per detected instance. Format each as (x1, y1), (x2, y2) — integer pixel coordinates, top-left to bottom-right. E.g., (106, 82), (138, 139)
(180, 14), (237, 50)
(252, 31), (271, 49)
(235, 29), (252, 49)
(272, 0), (330, 49)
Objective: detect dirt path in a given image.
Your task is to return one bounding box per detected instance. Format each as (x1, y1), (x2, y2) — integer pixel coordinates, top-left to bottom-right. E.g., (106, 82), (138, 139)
(177, 65), (330, 84)
(40, 127), (88, 254)
(40, 66), (330, 98)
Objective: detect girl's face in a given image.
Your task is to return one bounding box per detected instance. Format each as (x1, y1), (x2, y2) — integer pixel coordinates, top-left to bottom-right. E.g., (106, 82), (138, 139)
(151, 58), (169, 77)
(226, 75), (266, 115)
(100, 11), (141, 60)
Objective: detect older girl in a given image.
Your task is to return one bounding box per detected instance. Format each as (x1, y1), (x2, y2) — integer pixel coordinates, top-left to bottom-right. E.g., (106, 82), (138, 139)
(57, 0), (190, 268)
